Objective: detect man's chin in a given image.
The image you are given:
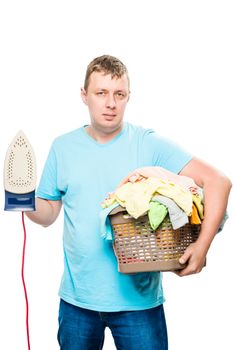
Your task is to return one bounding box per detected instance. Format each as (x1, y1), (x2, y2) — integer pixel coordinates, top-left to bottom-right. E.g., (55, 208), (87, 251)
(100, 120), (123, 133)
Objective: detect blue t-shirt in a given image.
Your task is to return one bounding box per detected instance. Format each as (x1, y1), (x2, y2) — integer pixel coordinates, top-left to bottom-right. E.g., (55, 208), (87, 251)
(37, 122), (192, 311)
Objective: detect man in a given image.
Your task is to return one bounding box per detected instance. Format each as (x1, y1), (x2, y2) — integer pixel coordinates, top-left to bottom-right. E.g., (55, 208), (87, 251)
(26, 55), (232, 350)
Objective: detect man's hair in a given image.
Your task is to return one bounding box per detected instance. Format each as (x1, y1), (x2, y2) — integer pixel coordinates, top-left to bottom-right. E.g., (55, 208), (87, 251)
(84, 55), (129, 91)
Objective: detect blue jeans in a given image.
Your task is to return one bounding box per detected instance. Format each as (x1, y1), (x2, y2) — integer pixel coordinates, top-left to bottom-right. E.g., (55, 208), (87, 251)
(57, 299), (168, 350)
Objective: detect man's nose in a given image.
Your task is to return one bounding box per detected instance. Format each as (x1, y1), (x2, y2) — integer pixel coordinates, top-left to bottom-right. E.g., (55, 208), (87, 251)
(106, 93), (116, 109)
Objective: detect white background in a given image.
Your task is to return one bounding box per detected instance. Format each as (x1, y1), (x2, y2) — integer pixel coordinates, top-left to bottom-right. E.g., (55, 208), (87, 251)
(0, 0), (233, 349)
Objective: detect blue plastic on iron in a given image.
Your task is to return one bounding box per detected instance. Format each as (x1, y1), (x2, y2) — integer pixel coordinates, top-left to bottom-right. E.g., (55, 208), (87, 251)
(4, 190), (36, 211)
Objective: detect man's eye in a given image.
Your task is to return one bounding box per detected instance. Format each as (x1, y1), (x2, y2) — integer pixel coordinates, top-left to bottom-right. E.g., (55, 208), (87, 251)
(116, 92), (125, 98)
(97, 91), (105, 95)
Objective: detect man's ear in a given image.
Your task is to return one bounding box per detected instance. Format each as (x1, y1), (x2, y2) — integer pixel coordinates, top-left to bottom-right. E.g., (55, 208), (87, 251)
(80, 87), (88, 105)
(127, 91), (131, 102)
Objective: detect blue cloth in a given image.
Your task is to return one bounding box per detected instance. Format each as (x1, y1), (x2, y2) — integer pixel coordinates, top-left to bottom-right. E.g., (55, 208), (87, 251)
(36, 122), (192, 312)
(99, 202), (119, 240)
(218, 211), (229, 233)
(58, 298), (168, 350)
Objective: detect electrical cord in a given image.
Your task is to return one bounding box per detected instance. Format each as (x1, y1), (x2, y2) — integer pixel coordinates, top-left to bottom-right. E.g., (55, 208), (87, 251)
(21, 212), (31, 350)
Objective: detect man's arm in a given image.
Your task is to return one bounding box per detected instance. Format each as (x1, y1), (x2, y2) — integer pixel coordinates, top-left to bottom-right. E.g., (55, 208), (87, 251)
(177, 157), (232, 276)
(25, 198), (62, 227)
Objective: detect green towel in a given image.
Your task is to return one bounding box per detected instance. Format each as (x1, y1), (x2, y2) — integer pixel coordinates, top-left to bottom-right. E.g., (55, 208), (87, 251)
(148, 201), (168, 230)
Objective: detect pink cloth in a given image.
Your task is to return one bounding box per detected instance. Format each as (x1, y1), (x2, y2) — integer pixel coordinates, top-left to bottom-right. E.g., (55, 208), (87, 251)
(118, 166), (198, 194)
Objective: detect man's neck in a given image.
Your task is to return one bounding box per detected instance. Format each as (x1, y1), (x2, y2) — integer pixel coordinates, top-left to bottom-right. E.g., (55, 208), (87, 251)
(85, 125), (123, 144)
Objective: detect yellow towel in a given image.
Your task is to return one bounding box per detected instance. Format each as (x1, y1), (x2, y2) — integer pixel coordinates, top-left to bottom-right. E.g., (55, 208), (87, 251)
(115, 177), (193, 219)
(192, 194), (204, 220)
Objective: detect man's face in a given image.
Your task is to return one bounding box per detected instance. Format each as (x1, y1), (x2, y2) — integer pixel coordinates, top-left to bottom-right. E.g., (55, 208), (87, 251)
(81, 71), (130, 135)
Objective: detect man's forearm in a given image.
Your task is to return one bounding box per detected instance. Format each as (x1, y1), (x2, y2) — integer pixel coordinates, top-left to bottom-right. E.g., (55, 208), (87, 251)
(197, 174), (232, 252)
(25, 198), (62, 227)
(177, 171), (232, 276)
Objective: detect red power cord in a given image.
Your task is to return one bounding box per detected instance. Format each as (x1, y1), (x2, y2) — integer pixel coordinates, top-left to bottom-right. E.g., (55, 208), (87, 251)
(21, 212), (31, 350)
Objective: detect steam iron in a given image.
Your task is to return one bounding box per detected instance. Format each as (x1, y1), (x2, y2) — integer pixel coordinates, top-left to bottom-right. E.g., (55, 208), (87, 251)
(4, 131), (36, 211)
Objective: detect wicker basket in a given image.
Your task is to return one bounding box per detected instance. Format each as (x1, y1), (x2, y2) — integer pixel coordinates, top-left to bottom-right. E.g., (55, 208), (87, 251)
(109, 206), (201, 273)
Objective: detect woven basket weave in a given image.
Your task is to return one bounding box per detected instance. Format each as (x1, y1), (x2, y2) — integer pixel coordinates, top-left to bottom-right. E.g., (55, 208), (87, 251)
(109, 206), (200, 273)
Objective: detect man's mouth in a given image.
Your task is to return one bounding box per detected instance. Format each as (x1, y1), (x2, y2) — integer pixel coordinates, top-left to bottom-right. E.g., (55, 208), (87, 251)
(103, 113), (117, 120)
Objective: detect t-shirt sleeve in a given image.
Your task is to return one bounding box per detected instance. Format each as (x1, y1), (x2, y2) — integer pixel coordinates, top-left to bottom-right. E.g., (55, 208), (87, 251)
(36, 144), (62, 200)
(143, 129), (193, 174)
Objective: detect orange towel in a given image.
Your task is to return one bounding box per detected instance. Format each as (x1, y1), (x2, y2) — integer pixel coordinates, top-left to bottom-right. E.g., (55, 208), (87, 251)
(190, 204), (201, 224)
